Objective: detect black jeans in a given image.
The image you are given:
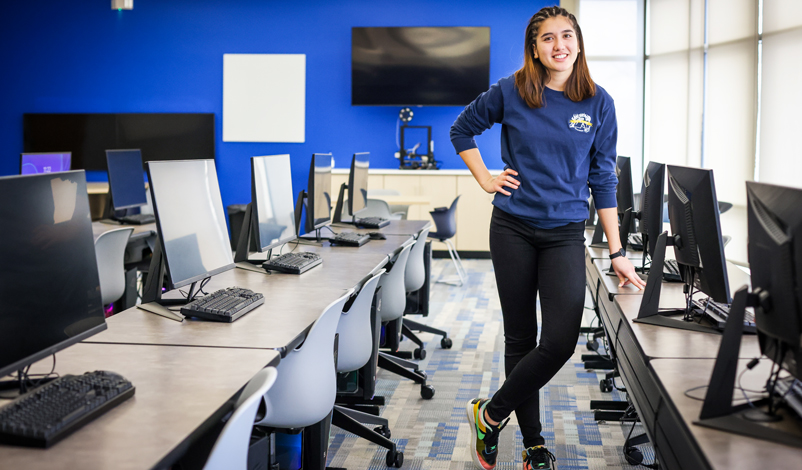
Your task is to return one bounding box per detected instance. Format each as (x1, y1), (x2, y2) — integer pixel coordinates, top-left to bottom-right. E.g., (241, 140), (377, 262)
(484, 207), (586, 448)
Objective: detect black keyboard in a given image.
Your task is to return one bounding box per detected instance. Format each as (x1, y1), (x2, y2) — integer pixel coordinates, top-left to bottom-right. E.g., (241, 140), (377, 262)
(663, 259), (683, 282)
(355, 217), (390, 229)
(180, 287), (264, 322)
(691, 298), (756, 333)
(331, 232), (370, 247)
(0, 371), (134, 448)
(114, 213), (155, 225)
(629, 233), (644, 251)
(263, 251), (322, 274)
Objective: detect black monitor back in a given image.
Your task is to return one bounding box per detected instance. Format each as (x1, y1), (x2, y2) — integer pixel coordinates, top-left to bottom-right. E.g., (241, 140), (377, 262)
(616, 156), (634, 213)
(666, 165), (730, 303)
(348, 152), (370, 216)
(106, 149), (147, 210)
(638, 162), (666, 256)
(747, 181), (802, 381)
(0, 171), (106, 379)
(306, 153), (332, 232)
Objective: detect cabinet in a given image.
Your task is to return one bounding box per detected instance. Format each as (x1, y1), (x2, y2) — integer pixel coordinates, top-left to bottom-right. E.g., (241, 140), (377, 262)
(332, 169), (500, 253)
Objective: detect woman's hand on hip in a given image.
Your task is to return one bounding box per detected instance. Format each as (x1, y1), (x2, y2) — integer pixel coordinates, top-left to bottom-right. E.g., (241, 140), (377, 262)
(482, 168), (520, 195)
(611, 256), (646, 290)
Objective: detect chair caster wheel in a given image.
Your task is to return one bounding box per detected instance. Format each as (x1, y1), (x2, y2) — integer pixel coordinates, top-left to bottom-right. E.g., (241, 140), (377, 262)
(624, 446), (643, 465)
(414, 369), (427, 380)
(374, 425), (391, 439)
(413, 348), (426, 360)
(600, 378), (613, 393)
(386, 449), (404, 467)
(586, 339), (599, 351)
(441, 337), (453, 349)
(420, 384), (435, 399)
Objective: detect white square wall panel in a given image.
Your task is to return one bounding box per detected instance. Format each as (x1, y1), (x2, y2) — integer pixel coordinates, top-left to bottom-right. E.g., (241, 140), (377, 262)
(223, 54), (306, 143)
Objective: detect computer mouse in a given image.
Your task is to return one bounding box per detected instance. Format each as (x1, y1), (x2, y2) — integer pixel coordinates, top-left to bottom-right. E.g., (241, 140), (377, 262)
(368, 232), (386, 240)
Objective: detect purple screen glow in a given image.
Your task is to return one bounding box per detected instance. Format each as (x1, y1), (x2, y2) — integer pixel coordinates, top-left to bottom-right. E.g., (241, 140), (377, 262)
(21, 153), (72, 175)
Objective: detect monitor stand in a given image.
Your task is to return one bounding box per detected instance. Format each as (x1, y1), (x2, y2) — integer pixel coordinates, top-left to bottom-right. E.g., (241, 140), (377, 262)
(694, 286), (802, 448)
(138, 237), (187, 322)
(232, 203), (271, 273)
(633, 231), (721, 334)
(295, 189), (331, 242)
(332, 182), (356, 225)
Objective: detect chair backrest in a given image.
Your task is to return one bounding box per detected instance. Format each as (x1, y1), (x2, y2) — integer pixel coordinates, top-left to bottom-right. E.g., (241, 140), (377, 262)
(256, 289), (352, 429)
(336, 269), (384, 373)
(367, 189), (400, 197)
(404, 227), (430, 293)
(203, 367), (278, 470)
(429, 195), (460, 241)
(376, 242), (413, 322)
(94, 227), (134, 305)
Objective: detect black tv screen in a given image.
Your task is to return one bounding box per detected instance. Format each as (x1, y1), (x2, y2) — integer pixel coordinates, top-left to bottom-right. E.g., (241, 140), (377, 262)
(352, 27), (490, 106)
(23, 113), (215, 171)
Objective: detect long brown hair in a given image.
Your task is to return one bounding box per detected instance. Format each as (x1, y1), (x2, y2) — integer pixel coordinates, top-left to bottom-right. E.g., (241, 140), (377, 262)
(514, 6), (595, 108)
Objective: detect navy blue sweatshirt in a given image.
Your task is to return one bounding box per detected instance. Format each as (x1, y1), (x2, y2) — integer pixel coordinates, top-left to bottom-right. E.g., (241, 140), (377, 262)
(450, 75), (618, 229)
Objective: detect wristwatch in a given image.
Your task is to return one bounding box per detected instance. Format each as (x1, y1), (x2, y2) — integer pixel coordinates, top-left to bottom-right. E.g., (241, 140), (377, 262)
(609, 248), (626, 260)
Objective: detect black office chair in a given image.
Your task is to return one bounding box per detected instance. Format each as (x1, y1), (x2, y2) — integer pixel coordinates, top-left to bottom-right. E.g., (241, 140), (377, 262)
(428, 195), (465, 286)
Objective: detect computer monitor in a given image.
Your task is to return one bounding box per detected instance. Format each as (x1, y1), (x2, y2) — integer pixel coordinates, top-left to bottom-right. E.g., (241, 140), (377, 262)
(591, 155), (636, 246)
(302, 153), (332, 233)
(666, 165), (731, 304)
(19, 152), (71, 175)
(616, 156), (638, 235)
(349, 152), (370, 216)
(637, 162), (666, 257)
(145, 160), (234, 294)
(616, 156), (634, 214)
(234, 155), (298, 265)
(253, 155), (297, 251)
(747, 181), (802, 381)
(0, 171), (106, 381)
(106, 149), (148, 211)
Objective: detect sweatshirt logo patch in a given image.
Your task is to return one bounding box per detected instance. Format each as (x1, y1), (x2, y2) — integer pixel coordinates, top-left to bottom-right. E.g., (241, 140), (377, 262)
(569, 113), (593, 133)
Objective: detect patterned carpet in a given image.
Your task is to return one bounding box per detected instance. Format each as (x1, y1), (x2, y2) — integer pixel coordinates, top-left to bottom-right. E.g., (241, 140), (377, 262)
(327, 259), (655, 469)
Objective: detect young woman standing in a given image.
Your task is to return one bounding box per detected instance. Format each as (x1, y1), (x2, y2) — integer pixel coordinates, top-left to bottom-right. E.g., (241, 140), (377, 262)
(450, 6), (645, 470)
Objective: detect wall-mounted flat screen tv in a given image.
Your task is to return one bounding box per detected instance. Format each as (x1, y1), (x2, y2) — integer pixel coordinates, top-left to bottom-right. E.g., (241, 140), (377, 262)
(352, 27), (490, 106)
(23, 113), (215, 171)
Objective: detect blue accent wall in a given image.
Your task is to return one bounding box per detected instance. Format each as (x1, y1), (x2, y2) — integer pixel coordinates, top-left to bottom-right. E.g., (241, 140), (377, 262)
(0, 0), (549, 211)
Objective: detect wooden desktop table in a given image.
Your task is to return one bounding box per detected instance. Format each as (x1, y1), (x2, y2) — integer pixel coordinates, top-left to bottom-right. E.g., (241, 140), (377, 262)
(0, 343), (279, 470)
(649, 358), (802, 469)
(86, 221), (422, 353)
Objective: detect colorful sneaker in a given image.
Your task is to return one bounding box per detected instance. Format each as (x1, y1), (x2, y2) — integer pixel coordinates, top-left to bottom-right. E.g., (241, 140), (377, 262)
(523, 446), (557, 470)
(466, 398), (508, 470)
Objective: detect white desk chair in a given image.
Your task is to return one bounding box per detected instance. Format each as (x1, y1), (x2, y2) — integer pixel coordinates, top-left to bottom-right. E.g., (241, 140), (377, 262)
(343, 198), (405, 220)
(94, 227), (134, 306)
(203, 367), (278, 470)
(376, 242), (435, 399)
(368, 189), (409, 219)
(400, 228), (452, 358)
(377, 242), (413, 323)
(404, 227), (430, 293)
(255, 289), (352, 429)
(331, 270), (405, 467)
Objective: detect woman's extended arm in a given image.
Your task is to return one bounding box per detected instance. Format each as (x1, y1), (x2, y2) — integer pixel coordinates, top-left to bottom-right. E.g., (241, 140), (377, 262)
(598, 207), (645, 289)
(459, 148), (520, 195)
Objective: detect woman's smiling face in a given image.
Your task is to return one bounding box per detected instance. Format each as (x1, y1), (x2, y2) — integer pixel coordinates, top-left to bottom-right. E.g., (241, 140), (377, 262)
(533, 16), (579, 80)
